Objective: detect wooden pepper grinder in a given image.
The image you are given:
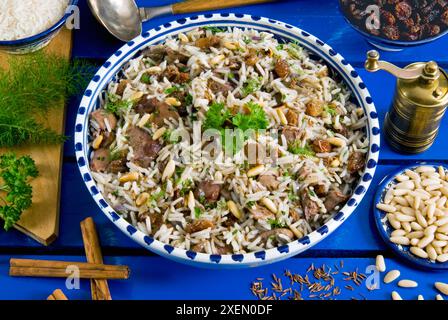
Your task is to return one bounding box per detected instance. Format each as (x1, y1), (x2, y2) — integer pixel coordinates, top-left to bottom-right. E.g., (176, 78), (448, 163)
(365, 50), (448, 154)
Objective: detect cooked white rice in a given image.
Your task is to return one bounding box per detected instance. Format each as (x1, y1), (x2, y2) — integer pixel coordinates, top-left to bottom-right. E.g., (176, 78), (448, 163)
(0, 0), (69, 41)
(88, 27), (369, 255)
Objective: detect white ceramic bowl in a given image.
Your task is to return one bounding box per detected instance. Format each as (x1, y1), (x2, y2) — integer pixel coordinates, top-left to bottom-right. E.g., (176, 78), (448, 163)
(75, 14), (380, 268)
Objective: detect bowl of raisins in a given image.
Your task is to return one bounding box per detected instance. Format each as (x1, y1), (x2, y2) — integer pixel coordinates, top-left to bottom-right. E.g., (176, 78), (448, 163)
(340, 0), (448, 51)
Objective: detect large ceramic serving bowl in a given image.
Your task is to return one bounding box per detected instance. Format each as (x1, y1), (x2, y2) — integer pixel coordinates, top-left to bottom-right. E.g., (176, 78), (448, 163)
(0, 0), (78, 54)
(75, 14), (380, 268)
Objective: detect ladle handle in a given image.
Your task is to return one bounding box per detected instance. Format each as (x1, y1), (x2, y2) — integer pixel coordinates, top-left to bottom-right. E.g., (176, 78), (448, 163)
(172, 0), (274, 14)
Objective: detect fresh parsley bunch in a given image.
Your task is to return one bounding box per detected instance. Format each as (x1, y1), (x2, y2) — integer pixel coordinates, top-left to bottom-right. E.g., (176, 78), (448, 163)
(0, 153), (39, 230)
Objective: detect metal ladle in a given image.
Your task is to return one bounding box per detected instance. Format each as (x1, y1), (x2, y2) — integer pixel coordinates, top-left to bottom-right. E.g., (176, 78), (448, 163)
(87, 0), (275, 42)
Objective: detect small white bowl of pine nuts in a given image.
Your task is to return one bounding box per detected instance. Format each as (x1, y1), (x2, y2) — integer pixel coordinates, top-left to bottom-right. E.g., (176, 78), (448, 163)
(374, 164), (448, 270)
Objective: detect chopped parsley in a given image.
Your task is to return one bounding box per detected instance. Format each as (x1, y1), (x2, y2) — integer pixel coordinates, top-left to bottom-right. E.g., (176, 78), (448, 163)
(203, 101), (269, 154)
(202, 26), (226, 34)
(276, 44), (284, 51)
(194, 207), (203, 219)
(288, 142), (315, 157)
(241, 77), (262, 97)
(185, 93), (193, 106)
(140, 73), (151, 84)
(105, 93), (132, 115)
(162, 129), (173, 143)
(164, 86), (181, 95)
(268, 218), (286, 229)
(243, 37), (252, 44)
(324, 104), (338, 116)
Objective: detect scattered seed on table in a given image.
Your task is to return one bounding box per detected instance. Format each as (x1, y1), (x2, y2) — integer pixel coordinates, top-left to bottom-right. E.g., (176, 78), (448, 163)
(384, 270), (400, 284)
(418, 295), (424, 300)
(391, 291), (402, 300)
(434, 282), (448, 295)
(376, 255), (386, 272)
(398, 280), (418, 288)
(436, 294), (444, 300)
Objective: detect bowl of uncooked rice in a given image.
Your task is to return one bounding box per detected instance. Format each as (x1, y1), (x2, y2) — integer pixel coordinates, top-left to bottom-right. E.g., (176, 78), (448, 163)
(0, 0), (76, 53)
(76, 15), (380, 268)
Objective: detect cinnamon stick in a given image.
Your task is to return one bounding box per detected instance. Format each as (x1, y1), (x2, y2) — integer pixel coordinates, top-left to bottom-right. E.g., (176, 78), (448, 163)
(81, 217), (112, 300)
(10, 259), (130, 279)
(47, 289), (68, 300)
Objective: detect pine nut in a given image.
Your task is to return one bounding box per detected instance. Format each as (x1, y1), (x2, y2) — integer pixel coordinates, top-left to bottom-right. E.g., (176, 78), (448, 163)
(436, 254), (448, 263)
(398, 280), (418, 288)
(405, 169), (421, 181)
(388, 214), (401, 230)
(92, 135), (104, 150)
(153, 127), (167, 140)
(384, 270), (400, 284)
(385, 188), (394, 204)
(146, 66), (162, 74)
(391, 291), (402, 300)
(223, 41), (238, 50)
(436, 217), (448, 227)
(247, 165), (265, 177)
(165, 97), (181, 107)
(391, 230), (406, 237)
(390, 236), (410, 245)
(276, 108), (288, 125)
(162, 160), (176, 181)
(439, 166), (446, 180)
(410, 246), (428, 259)
(396, 181), (415, 190)
(395, 213), (415, 222)
(119, 172), (139, 183)
(188, 191), (195, 212)
(326, 137), (346, 148)
(426, 244), (437, 261)
(438, 223), (448, 234)
(416, 212), (428, 228)
(377, 203), (397, 213)
(432, 240), (447, 248)
(410, 238), (419, 246)
(418, 295), (424, 300)
(425, 225), (438, 236)
(261, 198), (277, 214)
(402, 222), (412, 233)
(416, 166), (436, 173)
(227, 200), (242, 220)
(136, 192), (150, 207)
(401, 207), (415, 216)
(436, 233), (448, 241)
(407, 231), (424, 239)
(418, 235), (435, 248)
(376, 255), (386, 272)
(210, 54), (225, 65)
(393, 189), (408, 196)
(178, 33), (189, 43)
(436, 294), (444, 300)
(435, 282), (448, 295)
(411, 222), (423, 231)
(137, 113), (151, 128)
(396, 174), (410, 182)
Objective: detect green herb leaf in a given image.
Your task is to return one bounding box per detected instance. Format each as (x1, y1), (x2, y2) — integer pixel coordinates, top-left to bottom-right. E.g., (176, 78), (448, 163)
(164, 86), (180, 95)
(231, 101), (269, 132)
(202, 26), (226, 34)
(267, 218), (286, 229)
(194, 207), (203, 219)
(288, 142), (315, 157)
(0, 153), (38, 230)
(105, 93), (132, 115)
(241, 77), (262, 97)
(324, 104), (337, 116)
(140, 73), (152, 84)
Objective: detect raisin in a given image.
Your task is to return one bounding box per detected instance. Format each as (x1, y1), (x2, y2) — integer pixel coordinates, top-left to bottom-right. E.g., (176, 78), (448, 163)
(395, 2), (413, 21)
(382, 25), (401, 40)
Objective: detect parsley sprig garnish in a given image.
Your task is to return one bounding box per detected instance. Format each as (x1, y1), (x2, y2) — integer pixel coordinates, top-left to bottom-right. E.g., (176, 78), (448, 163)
(0, 153), (39, 230)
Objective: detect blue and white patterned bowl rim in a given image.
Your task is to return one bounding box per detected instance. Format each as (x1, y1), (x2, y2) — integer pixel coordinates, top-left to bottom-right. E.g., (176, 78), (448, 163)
(75, 14), (381, 268)
(0, 0), (78, 46)
(374, 163), (448, 271)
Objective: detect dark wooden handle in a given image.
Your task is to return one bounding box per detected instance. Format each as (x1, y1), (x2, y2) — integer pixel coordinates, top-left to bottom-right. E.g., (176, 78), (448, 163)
(173, 0), (274, 14)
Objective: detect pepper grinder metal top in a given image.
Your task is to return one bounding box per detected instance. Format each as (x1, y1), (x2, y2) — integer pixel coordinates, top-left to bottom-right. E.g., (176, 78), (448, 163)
(365, 50), (448, 154)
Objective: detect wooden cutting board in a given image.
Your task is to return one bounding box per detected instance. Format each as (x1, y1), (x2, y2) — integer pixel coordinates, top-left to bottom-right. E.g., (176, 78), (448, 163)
(0, 28), (73, 245)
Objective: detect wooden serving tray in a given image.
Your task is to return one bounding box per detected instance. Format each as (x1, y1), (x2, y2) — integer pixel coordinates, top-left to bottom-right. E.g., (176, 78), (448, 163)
(0, 28), (73, 245)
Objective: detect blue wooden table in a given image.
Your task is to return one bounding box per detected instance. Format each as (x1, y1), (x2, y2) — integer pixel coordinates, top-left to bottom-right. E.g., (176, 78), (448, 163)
(1, 0), (447, 300)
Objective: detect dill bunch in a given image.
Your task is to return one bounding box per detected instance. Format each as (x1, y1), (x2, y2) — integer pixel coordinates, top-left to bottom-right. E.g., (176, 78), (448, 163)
(0, 52), (95, 147)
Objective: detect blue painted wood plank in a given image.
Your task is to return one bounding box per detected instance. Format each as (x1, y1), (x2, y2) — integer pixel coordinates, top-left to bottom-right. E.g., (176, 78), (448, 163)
(0, 255), (445, 300)
(0, 164), (395, 252)
(72, 0), (448, 66)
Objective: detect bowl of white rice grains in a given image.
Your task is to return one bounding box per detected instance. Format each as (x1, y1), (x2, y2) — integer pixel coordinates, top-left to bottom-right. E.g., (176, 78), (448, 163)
(0, 0), (76, 54)
(75, 14), (380, 268)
